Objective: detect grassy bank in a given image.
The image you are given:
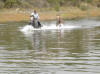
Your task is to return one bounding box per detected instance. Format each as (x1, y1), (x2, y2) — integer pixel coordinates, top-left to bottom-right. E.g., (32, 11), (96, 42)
(1, 7), (100, 23)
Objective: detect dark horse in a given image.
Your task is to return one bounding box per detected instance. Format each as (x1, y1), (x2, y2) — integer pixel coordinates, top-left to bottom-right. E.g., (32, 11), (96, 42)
(29, 19), (42, 28)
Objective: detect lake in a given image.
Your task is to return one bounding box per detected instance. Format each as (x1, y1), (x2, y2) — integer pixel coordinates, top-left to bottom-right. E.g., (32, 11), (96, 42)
(0, 19), (100, 74)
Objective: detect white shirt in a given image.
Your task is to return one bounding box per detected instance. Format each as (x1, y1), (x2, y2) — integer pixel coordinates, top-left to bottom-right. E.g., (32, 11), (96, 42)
(33, 13), (39, 19)
(31, 12), (39, 21)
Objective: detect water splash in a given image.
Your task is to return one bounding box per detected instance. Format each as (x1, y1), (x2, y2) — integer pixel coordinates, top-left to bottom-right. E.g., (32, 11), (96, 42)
(20, 23), (79, 34)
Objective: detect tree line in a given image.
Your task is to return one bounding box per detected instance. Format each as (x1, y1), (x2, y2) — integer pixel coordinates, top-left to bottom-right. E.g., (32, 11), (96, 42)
(0, 0), (100, 9)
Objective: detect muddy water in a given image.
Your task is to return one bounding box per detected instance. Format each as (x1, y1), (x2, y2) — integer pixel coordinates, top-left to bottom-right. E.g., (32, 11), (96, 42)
(0, 19), (100, 74)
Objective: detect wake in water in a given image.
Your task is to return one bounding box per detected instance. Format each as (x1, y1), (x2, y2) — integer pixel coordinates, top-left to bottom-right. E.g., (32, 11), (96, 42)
(20, 23), (79, 34)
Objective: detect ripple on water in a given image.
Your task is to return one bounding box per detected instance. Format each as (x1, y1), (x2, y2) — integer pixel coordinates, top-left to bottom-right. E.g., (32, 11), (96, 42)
(0, 20), (100, 74)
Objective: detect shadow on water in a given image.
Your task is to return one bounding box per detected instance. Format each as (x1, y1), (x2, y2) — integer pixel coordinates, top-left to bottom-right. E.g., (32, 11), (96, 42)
(0, 19), (100, 74)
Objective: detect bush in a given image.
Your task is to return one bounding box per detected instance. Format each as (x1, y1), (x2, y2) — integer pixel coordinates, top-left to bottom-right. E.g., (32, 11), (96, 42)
(47, 0), (60, 11)
(79, 3), (88, 11)
(20, 2), (31, 8)
(87, 0), (92, 3)
(0, 1), (4, 8)
(54, 4), (60, 11)
(4, 0), (21, 8)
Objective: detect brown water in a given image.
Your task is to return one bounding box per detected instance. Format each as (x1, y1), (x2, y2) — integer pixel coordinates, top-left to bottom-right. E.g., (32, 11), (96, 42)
(0, 19), (100, 74)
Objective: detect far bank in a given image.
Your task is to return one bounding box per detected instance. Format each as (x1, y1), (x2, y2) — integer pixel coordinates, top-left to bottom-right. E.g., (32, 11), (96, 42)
(1, 7), (100, 23)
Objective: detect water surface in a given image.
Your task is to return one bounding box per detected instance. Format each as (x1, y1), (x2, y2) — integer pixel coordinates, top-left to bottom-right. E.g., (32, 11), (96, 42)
(0, 19), (100, 74)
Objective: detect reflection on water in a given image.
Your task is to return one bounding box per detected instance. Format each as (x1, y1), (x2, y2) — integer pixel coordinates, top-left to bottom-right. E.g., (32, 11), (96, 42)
(0, 20), (100, 74)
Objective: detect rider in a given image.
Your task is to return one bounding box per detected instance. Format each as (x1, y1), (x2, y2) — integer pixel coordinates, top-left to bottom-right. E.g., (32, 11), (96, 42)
(56, 15), (62, 27)
(31, 10), (41, 27)
(33, 10), (39, 20)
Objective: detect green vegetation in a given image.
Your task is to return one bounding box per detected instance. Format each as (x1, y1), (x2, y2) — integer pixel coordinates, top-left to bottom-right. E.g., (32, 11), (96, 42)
(4, 0), (20, 8)
(0, 0), (100, 10)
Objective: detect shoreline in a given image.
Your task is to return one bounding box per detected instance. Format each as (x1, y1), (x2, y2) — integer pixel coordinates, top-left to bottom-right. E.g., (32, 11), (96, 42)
(1, 8), (100, 23)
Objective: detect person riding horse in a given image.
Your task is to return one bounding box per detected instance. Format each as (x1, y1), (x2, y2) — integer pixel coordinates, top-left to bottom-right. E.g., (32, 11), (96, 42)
(56, 15), (63, 27)
(29, 10), (42, 28)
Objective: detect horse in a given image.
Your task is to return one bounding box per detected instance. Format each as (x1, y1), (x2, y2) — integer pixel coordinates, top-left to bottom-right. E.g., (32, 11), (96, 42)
(29, 19), (42, 28)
